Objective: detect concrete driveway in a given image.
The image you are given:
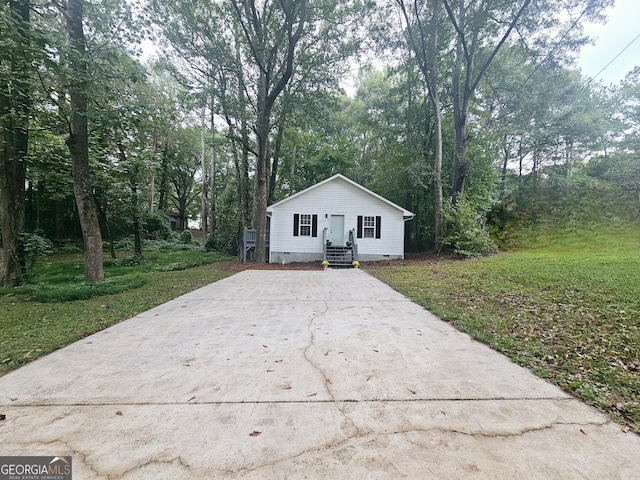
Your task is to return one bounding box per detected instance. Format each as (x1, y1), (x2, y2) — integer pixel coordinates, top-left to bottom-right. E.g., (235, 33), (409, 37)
(1, 270), (638, 479)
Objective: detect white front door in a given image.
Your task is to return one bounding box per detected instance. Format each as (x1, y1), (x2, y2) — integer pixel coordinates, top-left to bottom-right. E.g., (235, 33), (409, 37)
(330, 215), (345, 245)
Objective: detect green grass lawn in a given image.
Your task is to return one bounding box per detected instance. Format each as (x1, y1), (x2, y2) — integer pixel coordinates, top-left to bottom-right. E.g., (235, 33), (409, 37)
(369, 223), (640, 430)
(2, 191), (639, 433)
(0, 250), (233, 374)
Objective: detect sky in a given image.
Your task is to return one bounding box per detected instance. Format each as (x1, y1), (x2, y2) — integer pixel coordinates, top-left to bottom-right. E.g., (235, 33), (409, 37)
(578, 0), (640, 85)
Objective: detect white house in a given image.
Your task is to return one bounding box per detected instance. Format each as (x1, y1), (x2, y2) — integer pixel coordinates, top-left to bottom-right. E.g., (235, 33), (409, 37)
(267, 174), (414, 264)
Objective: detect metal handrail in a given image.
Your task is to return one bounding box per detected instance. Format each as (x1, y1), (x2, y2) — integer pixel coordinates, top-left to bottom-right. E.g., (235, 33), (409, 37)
(348, 229), (358, 261)
(323, 227), (328, 260)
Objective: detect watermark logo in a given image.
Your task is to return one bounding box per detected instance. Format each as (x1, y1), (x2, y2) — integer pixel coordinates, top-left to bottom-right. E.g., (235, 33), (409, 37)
(0, 456), (72, 480)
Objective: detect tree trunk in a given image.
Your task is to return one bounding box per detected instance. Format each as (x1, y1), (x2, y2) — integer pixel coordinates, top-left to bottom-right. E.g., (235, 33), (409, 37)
(428, 0), (444, 251)
(96, 200), (116, 259)
(268, 112), (286, 206)
(65, 0), (104, 282)
(0, 0), (29, 287)
(234, 30), (251, 232)
(231, 0), (308, 262)
(158, 144), (169, 211)
(150, 129), (157, 212)
(565, 137), (573, 178)
(229, 128), (244, 250)
(252, 74), (269, 262)
(200, 105), (208, 236)
(220, 66), (247, 250)
(500, 135), (510, 197)
(209, 105), (216, 235)
(117, 144), (143, 258)
(131, 177), (142, 258)
(518, 137), (524, 184)
(397, 0), (443, 250)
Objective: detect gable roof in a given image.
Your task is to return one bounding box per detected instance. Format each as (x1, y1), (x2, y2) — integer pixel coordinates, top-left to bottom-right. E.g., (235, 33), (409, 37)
(267, 174), (415, 219)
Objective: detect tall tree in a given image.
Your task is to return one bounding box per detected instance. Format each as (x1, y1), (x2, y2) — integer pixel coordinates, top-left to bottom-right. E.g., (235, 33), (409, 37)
(443, 0), (613, 196)
(396, 0), (445, 249)
(0, 0), (30, 286)
(63, 0), (104, 281)
(228, 0), (309, 262)
(443, 0), (532, 196)
(169, 128), (201, 230)
(150, 0), (368, 261)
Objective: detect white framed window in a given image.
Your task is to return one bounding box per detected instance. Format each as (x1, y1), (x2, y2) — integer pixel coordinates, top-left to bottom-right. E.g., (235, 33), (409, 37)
(293, 214), (318, 237)
(363, 216), (376, 238)
(357, 215), (381, 239)
(299, 214), (311, 236)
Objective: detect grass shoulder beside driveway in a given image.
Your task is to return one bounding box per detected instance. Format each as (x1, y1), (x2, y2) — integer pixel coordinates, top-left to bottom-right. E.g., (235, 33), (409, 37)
(368, 244), (640, 431)
(0, 251), (234, 375)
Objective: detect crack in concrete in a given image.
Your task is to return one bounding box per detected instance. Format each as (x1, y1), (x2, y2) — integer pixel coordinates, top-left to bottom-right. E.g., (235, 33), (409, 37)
(1, 396), (575, 407)
(216, 417), (615, 478)
(15, 437), (195, 480)
(301, 300), (363, 443)
(116, 455), (192, 479)
(12, 438), (108, 479)
(392, 419), (612, 440)
(302, 301), (333, 401)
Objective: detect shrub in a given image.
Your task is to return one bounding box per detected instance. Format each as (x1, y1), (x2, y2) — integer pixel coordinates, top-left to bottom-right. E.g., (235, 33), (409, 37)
(204, 232), (239, 255)
(54, 239), (83, 253)
(143, 212), (172, 240)
(179, 230), (193, 244)
(114, 238), (135, 251)
(20, 233), (54, 280)
(443, 194), (498, 258)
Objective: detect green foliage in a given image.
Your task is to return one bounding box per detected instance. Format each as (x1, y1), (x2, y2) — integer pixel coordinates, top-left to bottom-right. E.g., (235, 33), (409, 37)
(29, 275), (147, 303)
(103, 255), (147, 268)
(443, 195), (498, 257)
(584, 152), (640, 194)
(20, 233), (54, 280)
(204, 232), (239, 256)
(143, 211), (173, 240)
(179, 229), (193, 244)
(56, 242), (83, 254)
(111, 235), (202, 253)
(490, 177), (639, 251)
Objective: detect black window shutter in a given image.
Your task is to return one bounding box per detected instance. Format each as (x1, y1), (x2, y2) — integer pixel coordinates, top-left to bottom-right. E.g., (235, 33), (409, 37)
(357, 216), (363, 238)
(375, 216), (382, 239)
(293, 214), (299, 236)
(311, 215), (318, 237)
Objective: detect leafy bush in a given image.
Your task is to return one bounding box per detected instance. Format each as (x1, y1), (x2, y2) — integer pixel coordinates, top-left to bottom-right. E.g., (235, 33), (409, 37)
(20, 233), (54, 280)
(29, 275), (147, 303)
(443, 194), (497, 258)
(113, 238), (135, 251)
(54, 239), (83, 254)
(143, 212), (172, 240)
(179, 230), (193, 244)
(204, 232), (239, 255)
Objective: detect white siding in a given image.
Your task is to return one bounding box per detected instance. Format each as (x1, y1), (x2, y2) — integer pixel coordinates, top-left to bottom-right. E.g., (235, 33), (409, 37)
(268, 177), (408, 263)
